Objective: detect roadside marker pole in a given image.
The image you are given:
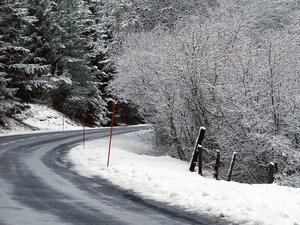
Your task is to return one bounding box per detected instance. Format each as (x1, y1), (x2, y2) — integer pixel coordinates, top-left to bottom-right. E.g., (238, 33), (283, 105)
(62, 113), (65, 131)
(83, 106), (87, 147)
(107, 97), (117, 167)
(117, 103), (121, 124)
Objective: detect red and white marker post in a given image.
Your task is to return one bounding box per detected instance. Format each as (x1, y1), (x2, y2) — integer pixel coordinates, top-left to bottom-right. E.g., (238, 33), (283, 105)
(62, 110), (65, 131)
(82, 106), (87, 147)
(107, 97), (117, 167)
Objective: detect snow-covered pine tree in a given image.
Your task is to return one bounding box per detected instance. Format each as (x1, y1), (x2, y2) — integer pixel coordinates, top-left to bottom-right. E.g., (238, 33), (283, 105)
(83, 0), (117, 124)
(0, 0), (55, 110)
(16, 0), (60, 102)
(50, 0), (115, 126)
(0, 0), (31, 119)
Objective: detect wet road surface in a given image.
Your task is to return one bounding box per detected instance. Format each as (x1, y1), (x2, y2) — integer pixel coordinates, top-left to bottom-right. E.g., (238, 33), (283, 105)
(0, 127), (227, 225)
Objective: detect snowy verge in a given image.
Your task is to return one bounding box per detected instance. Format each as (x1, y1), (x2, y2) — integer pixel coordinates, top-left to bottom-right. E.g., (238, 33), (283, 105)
(67, 130), (300, 225)
(0, 104), (82, 135)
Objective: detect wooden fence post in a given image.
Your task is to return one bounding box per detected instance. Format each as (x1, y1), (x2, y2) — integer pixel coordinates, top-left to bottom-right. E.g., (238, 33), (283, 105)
(214, 150), (220, 180)
(267, 162), (277, 184)
(227, 152), (237, 181)
(197, 145), (203, 176)
(274, 162), (278, 174)
(189, 127), (206, 172)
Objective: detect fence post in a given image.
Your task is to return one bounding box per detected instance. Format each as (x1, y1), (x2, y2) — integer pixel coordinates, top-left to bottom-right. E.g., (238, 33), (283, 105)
(189, 127), (206, 172)
(214, 150), (220, 180)
(227, 152), (237, 181)
(267, 162), (277, 184)
(274, 162), (278, 174)
(197, 145), (203, 176)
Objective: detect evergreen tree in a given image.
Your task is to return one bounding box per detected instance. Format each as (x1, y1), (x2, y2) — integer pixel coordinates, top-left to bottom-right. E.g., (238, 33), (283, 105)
(0, 0), (121, 127)
(50, 0), (115, 126)
(0, 1), (30, 117)
(17, 0), (61, 102)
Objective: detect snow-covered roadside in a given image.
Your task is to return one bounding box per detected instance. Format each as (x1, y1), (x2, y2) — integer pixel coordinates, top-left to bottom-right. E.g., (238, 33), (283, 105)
(67, 130), (300, 225)
(0, 104), (82, 136)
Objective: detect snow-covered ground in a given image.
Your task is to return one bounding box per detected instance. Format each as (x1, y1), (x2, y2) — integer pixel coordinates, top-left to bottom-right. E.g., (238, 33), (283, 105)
(67, 130), (300, 225)
(1, 104), (299, 225)
(0, 104), (81, 135)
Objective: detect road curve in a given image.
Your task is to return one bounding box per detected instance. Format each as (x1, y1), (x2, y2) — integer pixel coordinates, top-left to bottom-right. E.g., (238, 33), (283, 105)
(0, 126), (226, 225)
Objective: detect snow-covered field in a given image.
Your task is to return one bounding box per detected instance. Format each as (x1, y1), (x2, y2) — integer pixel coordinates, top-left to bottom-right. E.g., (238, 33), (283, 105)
(67, 130), (300, 225)
(0, 104), (81, 135)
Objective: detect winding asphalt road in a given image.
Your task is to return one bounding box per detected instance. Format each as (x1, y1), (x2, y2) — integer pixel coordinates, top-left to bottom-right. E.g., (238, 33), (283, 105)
(0, 126), (227, 225)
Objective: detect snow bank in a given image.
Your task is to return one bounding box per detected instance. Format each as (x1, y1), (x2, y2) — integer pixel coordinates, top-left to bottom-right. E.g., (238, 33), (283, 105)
(67, 130), (300, 225)
(0, 104), (81, 135)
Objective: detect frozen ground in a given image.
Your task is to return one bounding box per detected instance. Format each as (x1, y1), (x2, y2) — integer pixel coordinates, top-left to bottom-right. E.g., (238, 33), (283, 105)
(67, 130), (300, 225)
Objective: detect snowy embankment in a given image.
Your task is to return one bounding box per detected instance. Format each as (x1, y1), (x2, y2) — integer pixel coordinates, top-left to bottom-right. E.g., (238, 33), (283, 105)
(0, 104), (81, 135)
(67, 130), (300, 225)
